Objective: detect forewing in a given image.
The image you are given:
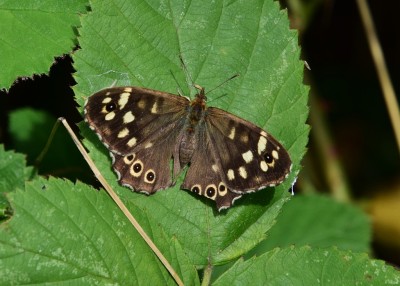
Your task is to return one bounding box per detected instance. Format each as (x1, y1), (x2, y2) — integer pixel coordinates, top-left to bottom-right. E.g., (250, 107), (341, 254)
(84, 87), (189, 155)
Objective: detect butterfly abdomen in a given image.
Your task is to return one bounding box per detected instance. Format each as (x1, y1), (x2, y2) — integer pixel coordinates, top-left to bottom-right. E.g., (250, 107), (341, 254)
(178, 131), (197, 167)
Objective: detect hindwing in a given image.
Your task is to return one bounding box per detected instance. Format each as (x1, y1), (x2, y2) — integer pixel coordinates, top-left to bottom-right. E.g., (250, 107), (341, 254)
(205, 107), (292, 193)
(180, 123), (242, 210)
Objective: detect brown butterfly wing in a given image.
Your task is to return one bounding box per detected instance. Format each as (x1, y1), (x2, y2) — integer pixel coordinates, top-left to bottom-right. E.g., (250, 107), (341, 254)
(180, 123), (242, 211)
(84, 87), (189, 193)
(181, 106), (291, 210)
(205, 107), (292, 193)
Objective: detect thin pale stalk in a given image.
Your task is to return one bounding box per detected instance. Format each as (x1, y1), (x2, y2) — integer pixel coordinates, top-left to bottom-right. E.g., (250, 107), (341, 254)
(356, 0), (400, 153)
(60, 118), (184, 286)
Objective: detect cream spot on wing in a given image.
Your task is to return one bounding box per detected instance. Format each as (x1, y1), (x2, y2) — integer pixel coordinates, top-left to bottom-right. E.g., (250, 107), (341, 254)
(212, 164), (219, 173)
(260, 161), (268, 172)
(228, 127), (235, 140)
(242, 150), (253, 163)
(267, 160), (275, 168)
(257, 136), (267, 155)
(105, 91), (111, 96)
(124, 87), (132, 93)
(127, 137), (137, 147)
(151, 101), (158, 114)
(253, 175), (261, 185)
(191, 185), (202, 195)
(130, 160), (143, 177)
(260, 130), (267, 137)
(118, 92), (130, 110)
(239, 166), (247, 179)
(118, 128), (129, 138)
(144, 142), (153, 149)
(138, 99), (146, 109)
(102, 97), (112, 104)
(272, 150), (279, 160)
(123, 111), (135, 124)
(144, 169), (156, 184)
(205, 184), (217, 200)
(105, 111), (115, 121)
(218, 182), (228, 196)
(240, 134), (249, 143)
(123, 154), (135, 164)
(227, 169), (235, 181)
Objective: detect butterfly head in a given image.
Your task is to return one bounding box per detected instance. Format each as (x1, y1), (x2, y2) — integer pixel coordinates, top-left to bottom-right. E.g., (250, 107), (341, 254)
(190, 74), (239, 106)
(191, 84), (207, 110)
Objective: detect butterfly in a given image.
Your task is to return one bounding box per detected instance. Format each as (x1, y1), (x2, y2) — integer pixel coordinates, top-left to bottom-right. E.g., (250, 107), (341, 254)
(84, 84), (292, 211)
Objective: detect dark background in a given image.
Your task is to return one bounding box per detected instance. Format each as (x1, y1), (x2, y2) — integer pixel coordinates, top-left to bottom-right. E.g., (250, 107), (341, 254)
(1, 0), (399, 266)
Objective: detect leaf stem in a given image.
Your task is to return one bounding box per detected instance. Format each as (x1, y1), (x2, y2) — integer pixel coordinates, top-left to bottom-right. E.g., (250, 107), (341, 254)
(201, 264), (213, 286)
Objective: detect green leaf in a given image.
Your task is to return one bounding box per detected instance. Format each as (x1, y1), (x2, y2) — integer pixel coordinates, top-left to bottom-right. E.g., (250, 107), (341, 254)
(0, 177), (198, 285)
(0, 145), (27, 194)
(248, 194), (372, 254)
(73, 0), (309, 268)
(213, 246), (400, 285)
(0, 0), (88, 89)
(0, 145), (29, 219)
(8, 108), (89, 182)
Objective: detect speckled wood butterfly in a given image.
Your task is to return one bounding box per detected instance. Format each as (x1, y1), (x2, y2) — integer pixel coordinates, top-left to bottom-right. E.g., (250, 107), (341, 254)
(84, 84), (291, 210)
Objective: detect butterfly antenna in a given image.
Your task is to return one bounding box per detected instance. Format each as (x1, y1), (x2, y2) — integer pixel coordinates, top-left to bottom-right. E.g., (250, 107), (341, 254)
(206, 74), (240, 95)
(179, 54), (196, 91)
(179, 55), (239, 97)
(169, 69), (185, 96)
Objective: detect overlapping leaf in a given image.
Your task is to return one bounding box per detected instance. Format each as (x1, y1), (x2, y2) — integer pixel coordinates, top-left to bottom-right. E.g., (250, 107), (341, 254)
(248, 194), (372, 255)
(214, 246), (400, 285)
(0, 145), (27, 194)
(0, 0), (88, 88)
(0, 176), (197, 285)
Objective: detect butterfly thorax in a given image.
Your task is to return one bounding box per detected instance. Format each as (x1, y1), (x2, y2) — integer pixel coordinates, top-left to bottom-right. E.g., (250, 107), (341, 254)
(188, 89), (207, 128)
(179, 89), (207, 166)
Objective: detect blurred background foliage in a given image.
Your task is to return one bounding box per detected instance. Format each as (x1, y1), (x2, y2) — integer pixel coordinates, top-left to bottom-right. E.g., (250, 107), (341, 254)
(0, 0), (399, 268)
